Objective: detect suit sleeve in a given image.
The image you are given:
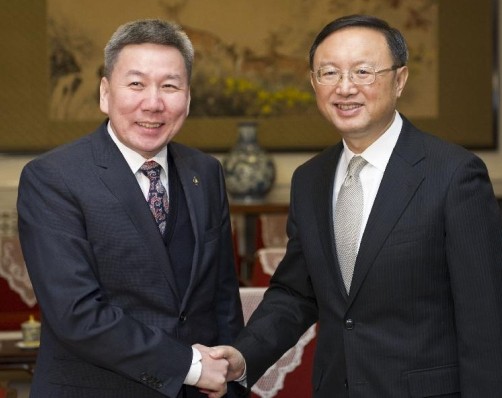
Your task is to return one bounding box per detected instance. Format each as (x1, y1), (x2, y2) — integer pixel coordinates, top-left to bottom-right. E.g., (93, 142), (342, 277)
(444, 153), (502, 395)
(234, 171), (318, 386)
(17, 158), (191, 398)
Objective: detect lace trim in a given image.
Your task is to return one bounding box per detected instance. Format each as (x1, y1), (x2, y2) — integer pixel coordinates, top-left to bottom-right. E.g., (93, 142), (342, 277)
(0, 210), (37, 308)
(240, 287), (316, 398)
(0, 237), (37, 308)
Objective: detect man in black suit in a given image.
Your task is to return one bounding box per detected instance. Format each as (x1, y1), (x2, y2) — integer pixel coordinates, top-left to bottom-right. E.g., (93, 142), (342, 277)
(17, 19), (244, 398)
(211, 15), (502, 397)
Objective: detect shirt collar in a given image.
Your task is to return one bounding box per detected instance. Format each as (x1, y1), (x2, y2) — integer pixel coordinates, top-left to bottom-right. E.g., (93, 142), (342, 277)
(106, 121), (168, 175)
(341, 111), (402, 172)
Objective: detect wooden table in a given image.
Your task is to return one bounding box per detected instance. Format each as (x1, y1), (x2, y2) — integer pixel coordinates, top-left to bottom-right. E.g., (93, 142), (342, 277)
(230, 188), (289, 284)
(0, 339), (37, 375)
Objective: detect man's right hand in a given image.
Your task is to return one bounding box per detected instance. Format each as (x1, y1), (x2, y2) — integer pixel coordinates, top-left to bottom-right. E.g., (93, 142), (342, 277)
(209, 345), (246, 382)
(193, 344), (228, 398)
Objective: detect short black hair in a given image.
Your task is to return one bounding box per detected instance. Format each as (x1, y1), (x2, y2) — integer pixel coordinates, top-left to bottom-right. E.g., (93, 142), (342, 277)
(309, 14), (408, 71)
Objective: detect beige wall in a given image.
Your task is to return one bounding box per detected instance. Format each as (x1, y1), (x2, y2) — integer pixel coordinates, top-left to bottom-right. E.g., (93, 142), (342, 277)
(1, 6), (502, 201)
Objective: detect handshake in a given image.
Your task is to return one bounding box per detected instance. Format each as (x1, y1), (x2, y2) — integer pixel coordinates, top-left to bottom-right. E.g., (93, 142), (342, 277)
(193, 344), (246, 398)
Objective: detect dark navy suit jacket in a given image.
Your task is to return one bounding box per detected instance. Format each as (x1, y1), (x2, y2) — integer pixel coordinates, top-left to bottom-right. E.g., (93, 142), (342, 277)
(235, 116), (502, 397)
(17, 121), (245, 398)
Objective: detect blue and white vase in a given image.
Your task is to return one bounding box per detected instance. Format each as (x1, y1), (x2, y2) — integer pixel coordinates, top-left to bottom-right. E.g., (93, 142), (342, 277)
(223, 122), (276, 201)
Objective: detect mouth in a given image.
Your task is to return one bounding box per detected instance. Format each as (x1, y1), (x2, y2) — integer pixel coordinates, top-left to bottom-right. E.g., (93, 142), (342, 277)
(137, 121), (164, 129)
(335, 103), (362, 111)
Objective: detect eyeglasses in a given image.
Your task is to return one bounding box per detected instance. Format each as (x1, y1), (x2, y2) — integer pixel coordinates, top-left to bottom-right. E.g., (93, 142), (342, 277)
(312, 65), (400, 86)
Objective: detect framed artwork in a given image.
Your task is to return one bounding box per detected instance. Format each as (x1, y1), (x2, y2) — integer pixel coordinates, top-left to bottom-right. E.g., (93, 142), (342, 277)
(0, 0), (497, 152)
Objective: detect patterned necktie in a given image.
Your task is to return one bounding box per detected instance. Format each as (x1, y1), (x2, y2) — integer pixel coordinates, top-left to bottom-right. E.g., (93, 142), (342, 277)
(334, 156), (368, 293)
(140, 161), (169, 237)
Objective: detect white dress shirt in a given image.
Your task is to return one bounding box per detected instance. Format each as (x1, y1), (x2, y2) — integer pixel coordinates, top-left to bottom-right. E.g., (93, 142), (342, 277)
(333, 111), (403, 247)
(106, 123), (169, 199)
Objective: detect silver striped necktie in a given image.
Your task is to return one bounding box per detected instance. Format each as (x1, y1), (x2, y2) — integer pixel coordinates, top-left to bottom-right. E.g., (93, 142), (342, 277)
(334, 156), (368, 293)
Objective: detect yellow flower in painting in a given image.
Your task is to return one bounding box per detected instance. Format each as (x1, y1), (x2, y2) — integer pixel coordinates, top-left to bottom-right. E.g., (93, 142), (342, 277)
(191, 74), (315, 117)
(260, 104), (273, 116)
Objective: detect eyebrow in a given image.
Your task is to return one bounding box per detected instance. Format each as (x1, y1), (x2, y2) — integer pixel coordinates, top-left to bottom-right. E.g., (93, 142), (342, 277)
(317, 61), (337, 68)
(125, 70), (184, 81)
(317, 60), (378, 69)
(125, 69), (145, 77)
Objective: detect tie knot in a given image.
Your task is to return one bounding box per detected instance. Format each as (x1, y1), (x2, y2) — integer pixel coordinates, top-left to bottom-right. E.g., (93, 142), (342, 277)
(347, 156), (367, 178)
(140, 161), (162, 180)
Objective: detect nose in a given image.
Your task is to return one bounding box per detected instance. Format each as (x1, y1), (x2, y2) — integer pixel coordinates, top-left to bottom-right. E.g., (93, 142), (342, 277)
(142, 88), (165, 112)
(336, 73), (358, 96)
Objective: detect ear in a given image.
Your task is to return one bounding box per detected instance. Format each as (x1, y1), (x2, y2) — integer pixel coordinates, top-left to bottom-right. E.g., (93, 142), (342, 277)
(186, 89), (191, 116)
(310, 74), (317, 93)
(395, 66), (409, 98)
(99, 77), (110, 114)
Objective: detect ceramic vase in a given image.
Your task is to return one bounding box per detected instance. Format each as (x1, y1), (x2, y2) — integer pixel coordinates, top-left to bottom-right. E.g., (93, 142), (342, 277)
(223, 121), (276, 201)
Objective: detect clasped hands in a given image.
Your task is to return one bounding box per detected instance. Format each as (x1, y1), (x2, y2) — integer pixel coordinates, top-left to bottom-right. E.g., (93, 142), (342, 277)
(193, 343), (245, 398)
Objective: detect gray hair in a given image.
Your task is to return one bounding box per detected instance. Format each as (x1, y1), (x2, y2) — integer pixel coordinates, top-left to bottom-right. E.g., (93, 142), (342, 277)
(103, 19), (194, 81)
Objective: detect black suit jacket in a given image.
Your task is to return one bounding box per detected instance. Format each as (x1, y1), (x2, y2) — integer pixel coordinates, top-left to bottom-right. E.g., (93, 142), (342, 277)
(235, 116), (502, 397)
(17, 122), (245, 398)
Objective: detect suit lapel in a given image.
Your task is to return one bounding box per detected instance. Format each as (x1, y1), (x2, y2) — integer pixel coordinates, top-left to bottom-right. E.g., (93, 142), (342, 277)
(312, 144), (351, 300)
(90, 126), (180, 301)
(169, 144), (204, 308)
(347, 119), (426, 305)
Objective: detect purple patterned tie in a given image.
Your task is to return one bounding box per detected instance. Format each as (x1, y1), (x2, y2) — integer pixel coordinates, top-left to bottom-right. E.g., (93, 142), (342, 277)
(140, 161), (169, 237)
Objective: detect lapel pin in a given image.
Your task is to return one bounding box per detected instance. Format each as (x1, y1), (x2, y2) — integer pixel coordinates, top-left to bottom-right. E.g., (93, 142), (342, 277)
(192, 176), (199, 186)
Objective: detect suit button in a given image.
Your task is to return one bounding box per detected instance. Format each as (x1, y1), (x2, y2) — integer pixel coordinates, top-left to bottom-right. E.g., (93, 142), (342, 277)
(179, 312), (187, 322)
(345, 318), (355, 330)
(344, 379), (349, 389)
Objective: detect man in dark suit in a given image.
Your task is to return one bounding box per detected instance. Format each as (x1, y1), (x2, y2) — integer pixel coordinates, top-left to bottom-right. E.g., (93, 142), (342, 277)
(17, 19), (245, 398)
(210, 15), (502, 397)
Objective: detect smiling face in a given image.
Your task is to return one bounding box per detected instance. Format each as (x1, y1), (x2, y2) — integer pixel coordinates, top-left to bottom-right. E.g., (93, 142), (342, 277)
(311, 27), (408, 152)
(100, 43), (190, 159)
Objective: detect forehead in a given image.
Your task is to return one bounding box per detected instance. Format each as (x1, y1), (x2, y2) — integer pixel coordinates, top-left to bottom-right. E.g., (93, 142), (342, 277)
(113, 43), (186, 75)
(314, 27), (392, 66)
